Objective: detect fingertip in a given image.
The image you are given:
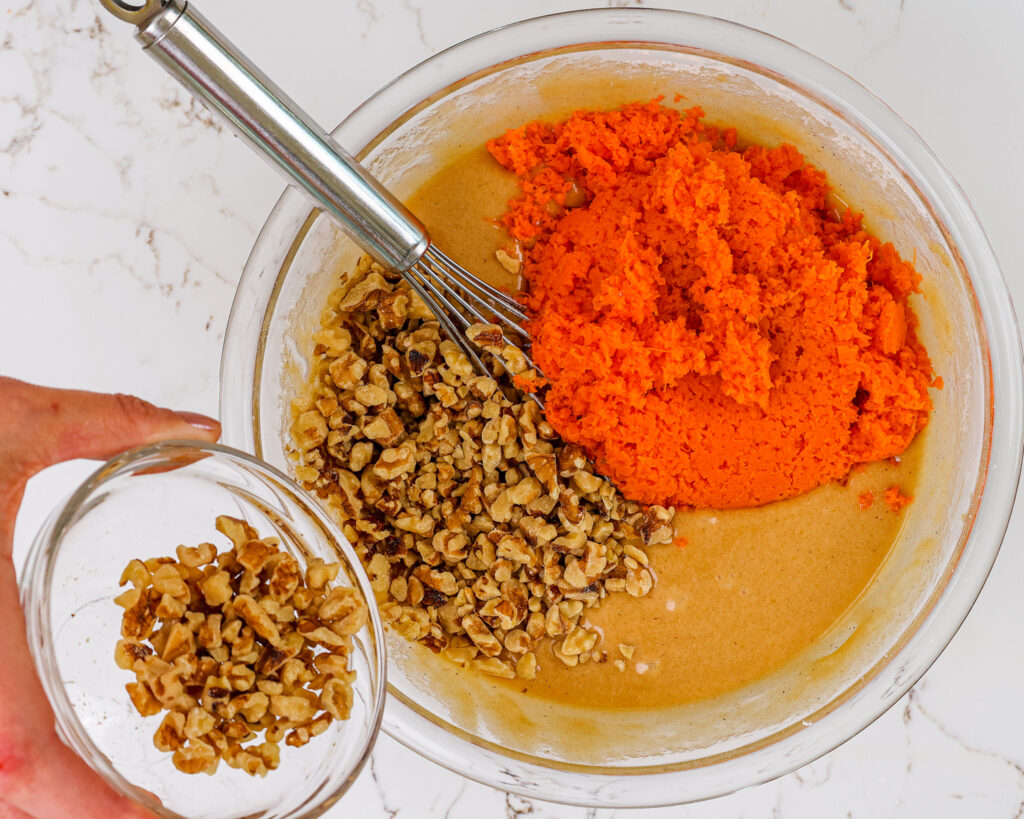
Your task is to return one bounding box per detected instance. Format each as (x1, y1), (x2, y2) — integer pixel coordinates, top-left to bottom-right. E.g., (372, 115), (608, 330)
(175, 411), (222, 438)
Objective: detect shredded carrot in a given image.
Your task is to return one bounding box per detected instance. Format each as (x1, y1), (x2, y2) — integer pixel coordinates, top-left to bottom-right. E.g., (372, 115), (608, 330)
(512, 372), (549, 394)
(857, 491), (874, 511)
(488, 100), (934, 509)
(884, 486), (913, 513)
(673, 536), (689, 550)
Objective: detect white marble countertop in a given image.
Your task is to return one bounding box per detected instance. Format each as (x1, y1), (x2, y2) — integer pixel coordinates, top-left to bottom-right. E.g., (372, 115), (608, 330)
(3, 0), (1023, 816)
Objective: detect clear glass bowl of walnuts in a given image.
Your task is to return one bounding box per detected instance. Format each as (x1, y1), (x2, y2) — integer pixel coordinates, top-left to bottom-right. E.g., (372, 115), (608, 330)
(20, 440), (386, 819)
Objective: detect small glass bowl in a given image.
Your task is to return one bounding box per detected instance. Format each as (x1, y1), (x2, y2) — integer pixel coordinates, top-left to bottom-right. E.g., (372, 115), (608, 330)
(20, 440), (387, 819)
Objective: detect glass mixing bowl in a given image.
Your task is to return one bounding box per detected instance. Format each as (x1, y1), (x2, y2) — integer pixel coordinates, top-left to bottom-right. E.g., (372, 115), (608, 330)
(220, 8), (1023, 807)
(21, 441), (387, 819)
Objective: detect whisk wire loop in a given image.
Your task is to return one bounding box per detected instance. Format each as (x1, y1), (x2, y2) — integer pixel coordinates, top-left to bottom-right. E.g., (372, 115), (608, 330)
(401, 265), (490, 377)
(425, 247), (529, 322)
(403, 245), (544, 407)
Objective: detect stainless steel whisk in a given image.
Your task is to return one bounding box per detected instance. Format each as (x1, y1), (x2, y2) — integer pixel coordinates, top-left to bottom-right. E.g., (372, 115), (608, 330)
(100, 0), (540, 389)
(402, 247), (533, 380)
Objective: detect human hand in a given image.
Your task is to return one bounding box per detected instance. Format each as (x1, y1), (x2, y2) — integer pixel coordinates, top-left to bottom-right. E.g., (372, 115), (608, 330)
(0, 377), (221, 818)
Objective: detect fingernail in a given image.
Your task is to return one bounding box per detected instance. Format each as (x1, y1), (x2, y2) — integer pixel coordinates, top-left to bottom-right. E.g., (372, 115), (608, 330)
(178, 411), (220, 432)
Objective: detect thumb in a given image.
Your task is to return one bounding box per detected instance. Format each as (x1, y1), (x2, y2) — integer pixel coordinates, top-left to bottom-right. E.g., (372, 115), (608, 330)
(0, 377), (221, 478)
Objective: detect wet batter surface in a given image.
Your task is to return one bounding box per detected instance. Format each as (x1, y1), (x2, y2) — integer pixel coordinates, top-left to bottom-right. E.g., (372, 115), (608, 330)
(404, 145), (920, 710)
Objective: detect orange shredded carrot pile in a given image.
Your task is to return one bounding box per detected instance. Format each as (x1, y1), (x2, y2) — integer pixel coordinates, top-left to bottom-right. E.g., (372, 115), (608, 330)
(487, 101), (934, 509)
(857, 491), (875, 511)
(884, 486), (913, 513)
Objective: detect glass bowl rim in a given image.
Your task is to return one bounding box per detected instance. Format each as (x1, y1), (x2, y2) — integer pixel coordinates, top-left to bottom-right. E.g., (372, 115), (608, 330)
(20, 439), (388, 819)
(220, 7), (1024, 807)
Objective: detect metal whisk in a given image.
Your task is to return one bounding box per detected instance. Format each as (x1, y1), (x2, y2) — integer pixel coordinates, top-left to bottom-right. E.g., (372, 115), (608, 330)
(101, 0), (540, 392)
(406, 247), (534, 377)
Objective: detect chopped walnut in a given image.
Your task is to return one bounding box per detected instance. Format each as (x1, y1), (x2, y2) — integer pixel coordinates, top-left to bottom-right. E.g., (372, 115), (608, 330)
(320, 677), (354, 720)
(173, 739), (219, 775)
(290, 257), (676, 683)
(494, 248), (522, 276)
(116, 518), (367, 777)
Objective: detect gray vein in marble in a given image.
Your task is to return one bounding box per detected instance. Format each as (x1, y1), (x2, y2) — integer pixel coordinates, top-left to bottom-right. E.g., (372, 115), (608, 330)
(793, 757), (832, 787)
(368, 753), (400, 818)
(439, 780), (466, 819)
(0, 190), (236, 290)
(86, 250), (160, 298)
(400, 0), (432, 50)
(187, 172), (261, 237)
(49, 108), (136, 183)
(505, 792), (536, 818)
(0, 101), (43, 157)
(910, 688), (1024, 805)
(6, 0), (32, 23)
(156, 89), (226, 136)
(867, 0), (907, 56)
(0, 233), (34, 265)
(354, 0), (381, 38)
(218, 204), (262, 239)
(1, 9), (115, 159)
(902, 689), (916, 778)
(71, 12), (123, 83)
(0, 23), (44, 158)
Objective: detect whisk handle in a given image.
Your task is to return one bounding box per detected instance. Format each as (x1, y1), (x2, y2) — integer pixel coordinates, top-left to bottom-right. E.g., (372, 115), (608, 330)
(107, 0), (429, 271)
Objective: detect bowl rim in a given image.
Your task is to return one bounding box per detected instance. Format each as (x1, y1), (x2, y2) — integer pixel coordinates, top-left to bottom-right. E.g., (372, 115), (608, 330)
(20, 439), (388, 819)
(220, 6), (1024, 807)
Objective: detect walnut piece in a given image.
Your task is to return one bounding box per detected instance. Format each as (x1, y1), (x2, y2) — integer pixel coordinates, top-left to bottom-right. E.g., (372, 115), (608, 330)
(116, 517), (367, 777)
(494, 248), (522, 276)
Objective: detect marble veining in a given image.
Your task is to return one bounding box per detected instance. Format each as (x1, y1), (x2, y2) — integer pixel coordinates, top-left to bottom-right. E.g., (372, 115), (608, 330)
(2, 1), (1023, 816)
